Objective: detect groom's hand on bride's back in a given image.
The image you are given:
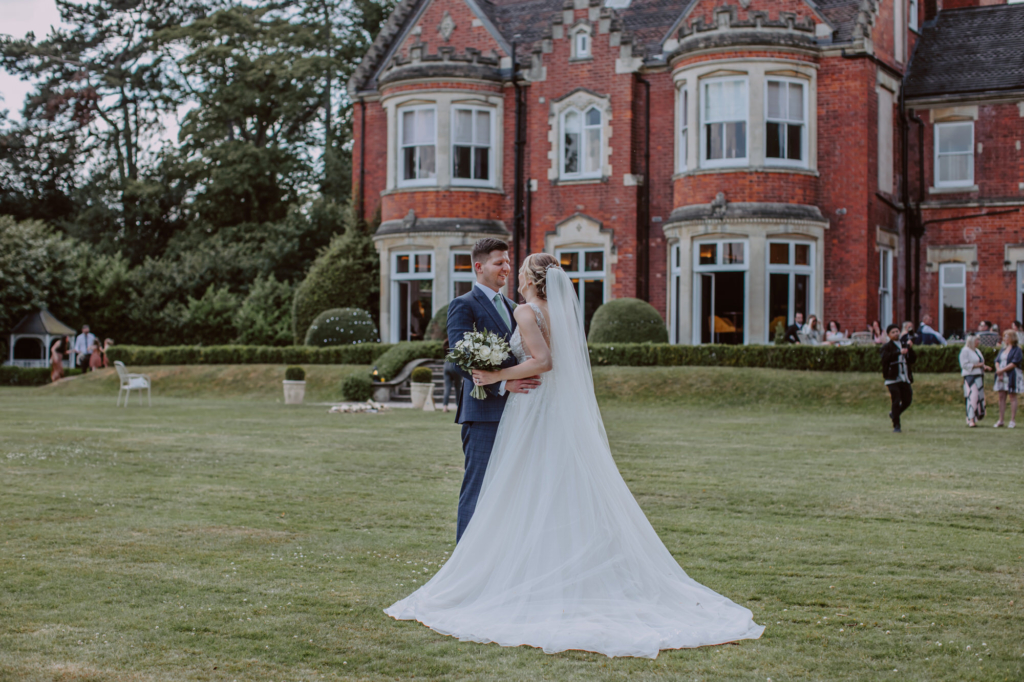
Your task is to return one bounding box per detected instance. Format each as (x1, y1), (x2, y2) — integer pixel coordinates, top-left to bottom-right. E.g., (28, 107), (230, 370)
(507, 377), (541, 394)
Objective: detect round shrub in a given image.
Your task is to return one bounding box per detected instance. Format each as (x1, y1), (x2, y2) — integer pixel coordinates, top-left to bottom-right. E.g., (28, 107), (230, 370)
(304, 308), (379, 347)
(285, 366), (305, 381)
(587, 298), (668, 344)
(411, 366), (434, 383)
(425, 303), (449, 341)
(341, 374), (373, 401)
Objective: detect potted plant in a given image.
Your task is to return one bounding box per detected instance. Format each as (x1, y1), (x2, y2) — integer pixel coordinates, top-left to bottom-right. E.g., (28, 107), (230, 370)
(409, 365), (435, 410)
(283, 366), (306, 404)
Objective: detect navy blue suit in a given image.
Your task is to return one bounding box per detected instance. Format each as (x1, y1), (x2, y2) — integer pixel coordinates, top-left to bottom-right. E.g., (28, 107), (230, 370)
(447, 285), (518, 541)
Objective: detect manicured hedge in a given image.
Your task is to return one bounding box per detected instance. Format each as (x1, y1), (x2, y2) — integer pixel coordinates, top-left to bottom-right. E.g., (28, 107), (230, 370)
(588, 343), (992, 374)
(373, 341), (445, 381)
(0, 367), (82, 386)
(106, 344), (393, 366)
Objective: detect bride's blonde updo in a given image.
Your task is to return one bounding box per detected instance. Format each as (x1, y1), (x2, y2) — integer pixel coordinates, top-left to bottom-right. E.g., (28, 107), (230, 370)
(522, 253), (560, 300)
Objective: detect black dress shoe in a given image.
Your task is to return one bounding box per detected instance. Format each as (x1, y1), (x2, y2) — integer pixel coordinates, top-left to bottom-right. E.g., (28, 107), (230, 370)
(893, 426), (902, 433)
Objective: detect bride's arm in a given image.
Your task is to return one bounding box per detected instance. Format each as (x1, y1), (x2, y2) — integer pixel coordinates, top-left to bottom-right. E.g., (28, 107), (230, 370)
(472, 306), (551, 384)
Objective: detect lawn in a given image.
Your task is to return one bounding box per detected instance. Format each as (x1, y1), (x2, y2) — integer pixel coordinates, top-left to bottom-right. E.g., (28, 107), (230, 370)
(1, 367), (1021, 681)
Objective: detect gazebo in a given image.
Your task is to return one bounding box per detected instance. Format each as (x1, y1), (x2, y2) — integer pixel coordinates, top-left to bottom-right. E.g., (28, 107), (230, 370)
(7, 309), (77, 368)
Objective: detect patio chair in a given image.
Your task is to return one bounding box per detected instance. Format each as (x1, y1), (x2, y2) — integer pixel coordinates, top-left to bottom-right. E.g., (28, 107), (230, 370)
(114, 361), (151, 407)
(849, 331), (874, 346)
(976, 331), (1000, 348)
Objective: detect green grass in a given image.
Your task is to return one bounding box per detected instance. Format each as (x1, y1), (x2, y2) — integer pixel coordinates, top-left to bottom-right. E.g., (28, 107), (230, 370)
(1, 367), (1022, 681)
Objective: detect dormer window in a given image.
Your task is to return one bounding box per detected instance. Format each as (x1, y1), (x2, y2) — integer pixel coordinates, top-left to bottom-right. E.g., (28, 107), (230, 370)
(561, 106), (602, 179)
(575, 31), (590, 58)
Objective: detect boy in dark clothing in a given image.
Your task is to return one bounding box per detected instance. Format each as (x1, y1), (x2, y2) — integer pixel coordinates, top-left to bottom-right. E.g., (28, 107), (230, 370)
(881, 324), (916, 433)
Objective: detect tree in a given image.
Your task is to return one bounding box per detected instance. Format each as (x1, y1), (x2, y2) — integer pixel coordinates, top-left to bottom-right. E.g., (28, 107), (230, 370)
(234, 274), (294, 346)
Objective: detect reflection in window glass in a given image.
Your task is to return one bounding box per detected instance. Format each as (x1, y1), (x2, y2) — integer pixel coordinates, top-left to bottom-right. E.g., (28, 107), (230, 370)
(415, 254), (432, 273)
(560, 251), (578, 271)
(699, 243), (716, 265)
(766, 80), (804, 162)
(794, 243), (810, 266)
(770, 242), (789, 265)
(401, 108), (436, 181)
(559, 249), (606, 333)
(722, 242), (745, 265)
(453, 108), (491, 182)
(585, 251), (604, 272)
(563, 111), (580, 175)
(396, 254), (410, 274)
(453, 253), (473, 272)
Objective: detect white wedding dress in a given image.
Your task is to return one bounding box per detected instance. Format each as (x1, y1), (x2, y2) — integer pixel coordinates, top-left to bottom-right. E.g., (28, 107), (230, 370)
(385, 268), (764, 658)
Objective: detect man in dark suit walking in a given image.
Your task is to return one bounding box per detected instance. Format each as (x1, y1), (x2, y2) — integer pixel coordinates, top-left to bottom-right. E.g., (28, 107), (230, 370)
(447, 238), (541, 541)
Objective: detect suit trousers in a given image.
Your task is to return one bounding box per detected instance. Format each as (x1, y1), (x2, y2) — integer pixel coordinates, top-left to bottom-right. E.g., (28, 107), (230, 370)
(887, 382), (913, 427)
(457, 420), (500, 542)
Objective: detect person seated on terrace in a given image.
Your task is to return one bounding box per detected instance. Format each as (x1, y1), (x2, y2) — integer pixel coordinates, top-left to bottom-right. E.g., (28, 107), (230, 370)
(824, 320), (847, 345)
(1013, 321), (1024, 334)
(801, 315), (823, 346)
(900, 321), (920, 347)
(918, 314), (948, 346)
(978, 320), (992, 333)
(870, 320), (886, 345)
(784, 312), (804, 344)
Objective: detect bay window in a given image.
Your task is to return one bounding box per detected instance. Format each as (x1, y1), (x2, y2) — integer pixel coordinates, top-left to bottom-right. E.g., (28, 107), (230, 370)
(935, 122), (974, 187)
(766, 79), (805, 165)
(452, 107), (492, 185)
(702, 78), (748, 167)
(399, 107), (437, 185)
(561, 107), (602, 179)
(767, 241), (814, 342)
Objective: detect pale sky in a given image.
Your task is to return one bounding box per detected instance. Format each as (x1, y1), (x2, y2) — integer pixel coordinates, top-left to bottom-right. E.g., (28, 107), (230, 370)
(0, 0), (65, 120)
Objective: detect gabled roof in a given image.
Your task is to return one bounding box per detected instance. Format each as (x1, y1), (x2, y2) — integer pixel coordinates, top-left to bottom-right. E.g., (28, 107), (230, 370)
(349, 0), (867, 94)
(10, 309), (76, 336)
(905, 4), (1024, 102)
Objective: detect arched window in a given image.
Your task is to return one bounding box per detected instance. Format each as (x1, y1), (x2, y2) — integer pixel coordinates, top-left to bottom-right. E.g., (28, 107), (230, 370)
(561, 106), (602, 179)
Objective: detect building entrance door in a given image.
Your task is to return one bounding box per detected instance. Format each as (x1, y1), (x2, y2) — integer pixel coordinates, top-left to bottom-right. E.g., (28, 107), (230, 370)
(697, 271), (745, 344)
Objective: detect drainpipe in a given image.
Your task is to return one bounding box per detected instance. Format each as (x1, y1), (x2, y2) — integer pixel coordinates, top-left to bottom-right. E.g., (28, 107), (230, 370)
(909, 109), (926, 323)
(512, 38), (525, 297)
(899, 86), (913, 325)
(636, 74), (651, 301)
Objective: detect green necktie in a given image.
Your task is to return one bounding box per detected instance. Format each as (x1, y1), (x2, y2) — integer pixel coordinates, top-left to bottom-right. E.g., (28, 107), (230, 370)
(493, 293), (511, 329)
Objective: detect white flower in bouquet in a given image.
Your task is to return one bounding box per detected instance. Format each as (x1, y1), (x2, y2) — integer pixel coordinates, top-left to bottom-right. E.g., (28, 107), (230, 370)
(446, 325), (512, 400)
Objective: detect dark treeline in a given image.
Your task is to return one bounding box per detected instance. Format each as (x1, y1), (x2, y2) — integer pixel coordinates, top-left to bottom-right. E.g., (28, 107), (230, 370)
(0, 0), (390, 356)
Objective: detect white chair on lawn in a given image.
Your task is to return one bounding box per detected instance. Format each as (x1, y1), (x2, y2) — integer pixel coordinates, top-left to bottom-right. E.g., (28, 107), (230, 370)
(114, 361), (151, 407)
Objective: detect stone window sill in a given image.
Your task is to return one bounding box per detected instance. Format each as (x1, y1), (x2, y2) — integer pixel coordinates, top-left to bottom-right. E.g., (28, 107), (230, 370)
(382, 185), (505, 196)
(929, 184), (978, 194)
(552, 176), (607, 186)
(673, 166), (819, 180)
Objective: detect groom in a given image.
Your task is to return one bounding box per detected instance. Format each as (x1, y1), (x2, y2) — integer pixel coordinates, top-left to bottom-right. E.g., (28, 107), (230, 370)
(447, 238), (541, 541)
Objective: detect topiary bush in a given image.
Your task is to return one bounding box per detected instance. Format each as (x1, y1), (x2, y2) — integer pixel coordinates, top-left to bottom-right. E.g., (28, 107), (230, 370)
(341, 374), (373, 401)
(285, 366), (305, 381)
(425, 303), (449, 341)
(374, 341), (445, 380)
(587, 298), (669, 344)
(304, 308), (379, 347)
(411, 366), (434, 383)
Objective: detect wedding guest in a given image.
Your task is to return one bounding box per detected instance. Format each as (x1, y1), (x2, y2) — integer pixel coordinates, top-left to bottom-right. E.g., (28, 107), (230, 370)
(73, 324), (97, 370)
(88, 340), (105, 371)
(802, 315), (822, 345)
(918, 314), (947, 346)
(959, 334), (991, 427)
(102, 338), (114, 368)
(977, 320), (991, 333)
(870, 321), (886, 345)
(441, 336), (461, 414)
(784, 312), (804, 344)
(50, 337), (67, 383)
(881, 323), (915, 433)
(992, 330), (1022, 428)
(900, 321), (919, 346)
(1013, 321), (1023, 334)
(824, 320), (846, 345)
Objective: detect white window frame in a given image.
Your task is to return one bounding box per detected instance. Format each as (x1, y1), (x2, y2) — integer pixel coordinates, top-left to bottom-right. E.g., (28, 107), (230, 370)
(764, 77), (808, 168)
(934, 121), (975, 188)
(701, 77), (749, 169)
(692, 238), (750, 345)
(450, 106), (495, 188)
(390, 250), (435, 343)
(398, 105), (437, 188)
(556, 247), (607, 325)
(450, 250), (475, 299)
(559, 106), (603, 180)
(678, 86), (689, 172)
(670, 243), (682, 344)
(765, 240), (815, 342)
(938, 262), (967, 338)
(573, 29), (591, 59)
(693, 239), (749, 273)
(1017, 262), (1023, 324)
(909, 0), (919, 31)
(879, 247), (893, 326)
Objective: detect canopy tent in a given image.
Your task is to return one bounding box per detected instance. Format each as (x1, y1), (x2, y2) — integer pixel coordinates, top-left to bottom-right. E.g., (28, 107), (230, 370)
(7, 309), (78, 368)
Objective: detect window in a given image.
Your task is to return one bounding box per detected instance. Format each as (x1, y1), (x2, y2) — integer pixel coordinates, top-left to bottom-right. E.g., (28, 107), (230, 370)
(766, 79), (805, 165)
(939, 262), (966, 339)
(702, 78), (748, 167)
(558, 248), (605, 332)
(909, 0), (919, 31)
(561, 107), (602, 179)
(451, 251), (475, 299)
(1018, 263), (1023, 325)
(935, 122), (974, 187)
(678, 87), (689, 172)
(452, 108), (492, 185)
(391, 251), (434, 342)
(879, 247), (893, 326)
(767, 241), (814, 342)
(895, 0), (905, 62)
(694, 239), (748, 345)
(878, 87), (894, 193)
(574, 30), (590, 59)
(399, 107), (436, 186)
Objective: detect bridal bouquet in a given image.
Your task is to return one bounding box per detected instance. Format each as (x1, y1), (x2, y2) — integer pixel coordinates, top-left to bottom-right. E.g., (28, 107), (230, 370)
(447, 325), (511, 400)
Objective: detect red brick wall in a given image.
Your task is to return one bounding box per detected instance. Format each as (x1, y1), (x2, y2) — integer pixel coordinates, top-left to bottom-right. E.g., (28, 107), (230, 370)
(381, 189), (504, 222)
(355, 101), (389, 223)
(646, 71), (675, 319)
(394, 0), (506, 61)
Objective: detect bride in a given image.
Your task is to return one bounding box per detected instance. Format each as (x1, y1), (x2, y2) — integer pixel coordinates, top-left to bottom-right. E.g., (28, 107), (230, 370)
(385, 253), (764, 658)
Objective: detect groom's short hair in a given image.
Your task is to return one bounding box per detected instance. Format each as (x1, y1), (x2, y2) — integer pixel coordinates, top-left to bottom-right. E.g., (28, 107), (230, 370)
(472, 238), (509, 263)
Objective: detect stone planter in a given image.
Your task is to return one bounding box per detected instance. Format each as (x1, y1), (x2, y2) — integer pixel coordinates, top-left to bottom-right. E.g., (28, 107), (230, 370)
(283, 380), (306, 405)
(409, 381), (434, 410)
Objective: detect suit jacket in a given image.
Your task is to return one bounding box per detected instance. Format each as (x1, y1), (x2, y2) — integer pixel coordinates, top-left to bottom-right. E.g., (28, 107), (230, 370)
(447, 285), (519, 424)
(881, 339), (916, 383)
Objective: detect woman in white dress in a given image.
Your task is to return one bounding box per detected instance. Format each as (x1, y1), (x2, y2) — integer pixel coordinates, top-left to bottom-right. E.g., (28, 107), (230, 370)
(385, 253), (764, 658)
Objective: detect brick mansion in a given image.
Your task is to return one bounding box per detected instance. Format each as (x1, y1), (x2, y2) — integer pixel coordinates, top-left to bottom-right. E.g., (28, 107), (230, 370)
(348, 0), (1024, 344)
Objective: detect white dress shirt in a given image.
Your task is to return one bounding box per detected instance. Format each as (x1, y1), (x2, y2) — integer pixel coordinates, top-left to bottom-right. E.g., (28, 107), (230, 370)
(474, 281), (511, 395)
(74, 333), (96, 355)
